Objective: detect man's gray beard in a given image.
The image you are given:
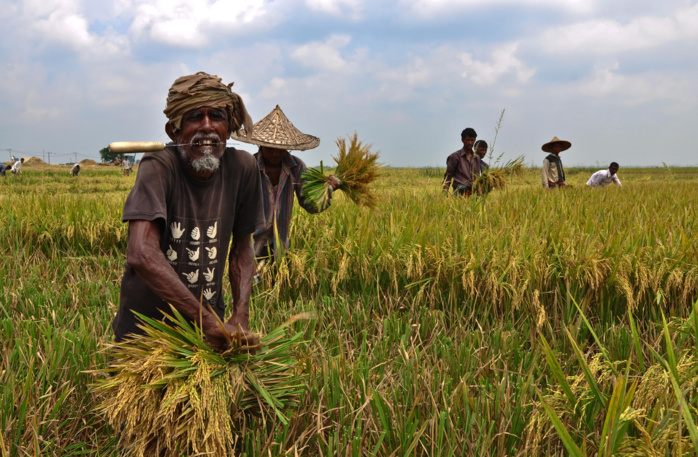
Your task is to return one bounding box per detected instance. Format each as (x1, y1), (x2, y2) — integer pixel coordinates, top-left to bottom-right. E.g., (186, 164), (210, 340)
(179, 148), (221, 173)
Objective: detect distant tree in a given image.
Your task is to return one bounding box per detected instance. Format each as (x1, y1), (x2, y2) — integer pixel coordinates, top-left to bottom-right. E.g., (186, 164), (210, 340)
(99, 146), (118, 163)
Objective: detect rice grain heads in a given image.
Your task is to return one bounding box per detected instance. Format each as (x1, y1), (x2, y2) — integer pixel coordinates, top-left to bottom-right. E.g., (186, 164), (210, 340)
(91, 308), (307, 457)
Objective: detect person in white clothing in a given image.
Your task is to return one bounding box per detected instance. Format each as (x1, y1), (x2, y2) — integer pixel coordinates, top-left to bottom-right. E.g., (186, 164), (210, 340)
(10, 158), (24, 174)
(586, 162), (621, 188)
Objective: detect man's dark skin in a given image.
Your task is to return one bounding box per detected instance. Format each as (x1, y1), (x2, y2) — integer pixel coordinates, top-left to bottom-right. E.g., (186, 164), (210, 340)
(475, 143), (487, 160)
(126, 107), (257, 348)
(462, 135), (476, 160)
(259, 146), (286, 186)
(609, 164), (619, 176)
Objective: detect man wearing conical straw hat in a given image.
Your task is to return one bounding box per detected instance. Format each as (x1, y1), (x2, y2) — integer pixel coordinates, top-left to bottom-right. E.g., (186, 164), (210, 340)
(231, 105), (339, 263)
(112, 72), (264, 348)
(541, 136), (571, 189)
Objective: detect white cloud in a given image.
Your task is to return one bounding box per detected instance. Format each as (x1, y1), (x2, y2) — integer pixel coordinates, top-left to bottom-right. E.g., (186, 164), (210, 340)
(461, 43), (535, 85)
(291, 35), (352, 71)
(19, 0), (129, 60)
(259, 77), (288, 100)
(577, 62), (696, 110)
(402, 0), (596, 18)
(305, 0), (365, 19)
(128, 0), (268, 47)
(540, 3), (698, 55)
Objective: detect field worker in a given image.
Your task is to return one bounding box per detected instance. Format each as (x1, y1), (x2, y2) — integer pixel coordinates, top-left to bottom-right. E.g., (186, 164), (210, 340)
(541, 136), (570, 189)
(10, 157), (24, 175)
(443, 127), (482, 196)
(231, 105), (339, 264)
(474, 140), (489, 170)
(112, 72), (264, 349)
(0, 163), (6, 177)
(70, 163), (81, 177)
(122, 157), (131, 176)
(586, 162), (622, 188)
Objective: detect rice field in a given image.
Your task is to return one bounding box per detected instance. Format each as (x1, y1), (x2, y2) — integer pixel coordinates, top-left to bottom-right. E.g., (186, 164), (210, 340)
(1, 163), (697, 456)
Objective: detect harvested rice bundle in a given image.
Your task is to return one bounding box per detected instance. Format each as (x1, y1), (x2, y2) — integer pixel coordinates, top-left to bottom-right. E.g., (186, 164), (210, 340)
(472, 168), (507, 196)
(302, 132), (381, 210)
(92, 308), (307, 457)
(472, 155), (525, 196)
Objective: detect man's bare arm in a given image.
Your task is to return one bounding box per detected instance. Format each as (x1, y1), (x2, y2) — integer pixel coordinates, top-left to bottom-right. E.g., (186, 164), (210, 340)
(127, 220), (232, 345)
(228, 234), (256, 331)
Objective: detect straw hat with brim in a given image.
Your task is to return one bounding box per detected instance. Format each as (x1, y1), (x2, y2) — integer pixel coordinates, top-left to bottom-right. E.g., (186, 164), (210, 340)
(230, 105), (320, 151)
(541, 136), (571, 152)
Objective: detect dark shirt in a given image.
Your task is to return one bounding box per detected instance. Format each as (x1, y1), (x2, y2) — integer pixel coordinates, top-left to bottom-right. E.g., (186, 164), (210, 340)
(252, 152), (328, 257)
(443, 147), (482, 191)
(112, 146), (265, 341)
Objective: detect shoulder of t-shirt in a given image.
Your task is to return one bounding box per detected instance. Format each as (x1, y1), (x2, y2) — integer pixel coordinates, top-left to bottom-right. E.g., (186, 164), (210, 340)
(223, 147), (256, 167)
(140, 147), (179, 172)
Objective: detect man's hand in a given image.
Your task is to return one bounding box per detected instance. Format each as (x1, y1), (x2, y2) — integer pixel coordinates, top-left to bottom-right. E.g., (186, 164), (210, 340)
(202, 318), (259, 352)
(327, 174), (341, 190)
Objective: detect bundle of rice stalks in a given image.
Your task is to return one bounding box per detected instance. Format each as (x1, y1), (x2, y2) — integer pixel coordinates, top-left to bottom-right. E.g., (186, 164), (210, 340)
(472, 155), (525, 196)
(302, 131), (381, 210)
(92, 308), (307, 457)
(472, 168), (507, 196)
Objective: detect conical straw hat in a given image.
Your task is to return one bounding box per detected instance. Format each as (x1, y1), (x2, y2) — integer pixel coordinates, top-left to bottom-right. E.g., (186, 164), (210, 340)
(230, 105), (320, 151)
(541, 136), (571, 152)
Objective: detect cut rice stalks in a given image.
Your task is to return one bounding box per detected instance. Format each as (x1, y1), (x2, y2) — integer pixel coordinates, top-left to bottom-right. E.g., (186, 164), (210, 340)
(91, 308), (308, 457)
(302, 131), (381, 210)
(472, 155), (525, 196)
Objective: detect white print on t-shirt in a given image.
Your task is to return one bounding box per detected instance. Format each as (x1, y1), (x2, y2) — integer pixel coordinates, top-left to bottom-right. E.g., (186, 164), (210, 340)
(186, 247), (200, 261)
(207, 222), (217, 239)
(166, 245), (177, 261)
(170, 222), (185, 239)
(182, 269), (199, 284)
(191, 227), (200, 240)
(206, 246), (217, 259)
(203, 288), (216, 300)
(203, 267), (215, 282)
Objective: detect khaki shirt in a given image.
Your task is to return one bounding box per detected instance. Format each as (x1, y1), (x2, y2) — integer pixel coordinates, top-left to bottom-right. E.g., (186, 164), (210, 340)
(542, 156), (565, 188)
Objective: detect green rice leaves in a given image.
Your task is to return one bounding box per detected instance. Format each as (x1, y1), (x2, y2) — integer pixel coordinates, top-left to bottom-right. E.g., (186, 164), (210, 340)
(302, 132), (381, 210)
(92, 307), (307, 457)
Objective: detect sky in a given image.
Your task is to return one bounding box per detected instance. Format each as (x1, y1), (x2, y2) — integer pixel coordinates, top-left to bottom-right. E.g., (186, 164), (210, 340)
(0, 0), (697, 167)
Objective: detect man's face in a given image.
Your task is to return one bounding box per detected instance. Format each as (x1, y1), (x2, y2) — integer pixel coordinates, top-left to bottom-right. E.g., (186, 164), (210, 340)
(168, 107), (229, 174)
(476, 145), (487, 159)
(549, 143), (563, 155)
(462, 136), (476, 151)
(609, 165), (619, 176)
(260, 146), (289, 166)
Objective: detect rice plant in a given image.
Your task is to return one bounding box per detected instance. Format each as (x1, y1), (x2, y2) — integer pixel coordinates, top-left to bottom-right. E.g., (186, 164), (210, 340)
(1, 165), (697, 456)
(302, 131), (381, 210)
(92, 308), (307, 457)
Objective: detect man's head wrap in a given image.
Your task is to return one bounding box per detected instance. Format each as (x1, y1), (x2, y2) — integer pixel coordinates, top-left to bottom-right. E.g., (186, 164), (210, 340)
(163, 72), (253, 138)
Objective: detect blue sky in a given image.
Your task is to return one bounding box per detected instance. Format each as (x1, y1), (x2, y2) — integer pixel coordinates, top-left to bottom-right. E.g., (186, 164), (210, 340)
(1, 0), (697, 167)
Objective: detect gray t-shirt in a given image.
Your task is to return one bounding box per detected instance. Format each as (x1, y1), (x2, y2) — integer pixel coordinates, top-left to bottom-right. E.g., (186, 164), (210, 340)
(112, 145), (264, 341)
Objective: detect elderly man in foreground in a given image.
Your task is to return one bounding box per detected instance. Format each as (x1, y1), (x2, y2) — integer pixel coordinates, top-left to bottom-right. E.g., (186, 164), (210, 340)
(112, 72), (264, 348)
